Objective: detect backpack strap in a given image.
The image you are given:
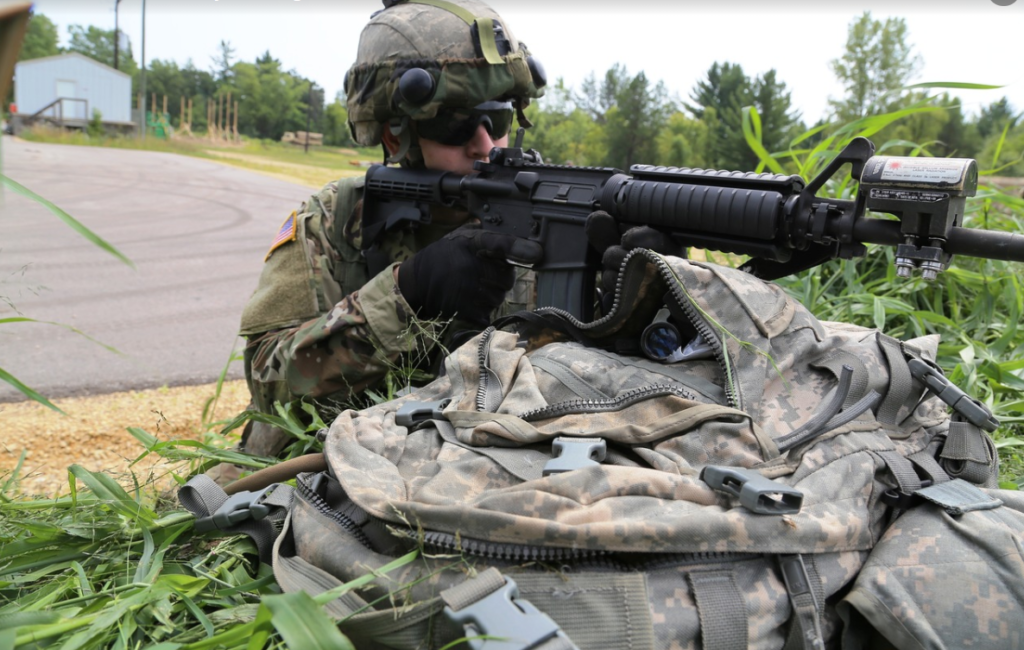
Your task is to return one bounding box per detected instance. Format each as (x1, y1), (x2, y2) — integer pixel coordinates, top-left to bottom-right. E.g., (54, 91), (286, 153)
(441, 568), (580, 650)
(178, 474), (294, 564)
(778, 554), (825, 650)
(687, 570), (748, 650)
(876, 334), (915, 427)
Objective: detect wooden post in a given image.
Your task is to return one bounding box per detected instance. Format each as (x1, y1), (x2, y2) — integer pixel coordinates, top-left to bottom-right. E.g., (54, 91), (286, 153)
(162, 94), (167, 116)
(233, 101), (239, 141)
(180, 96), (184, 125)
(188, 98), (193, 128)
(208, 99), (213, 139)
(225, 92), (231, 142)
(151, 92), (156, 115)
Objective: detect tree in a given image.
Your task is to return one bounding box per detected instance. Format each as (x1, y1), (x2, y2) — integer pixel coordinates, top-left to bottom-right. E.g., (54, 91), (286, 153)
(229, 52), (307, 140)
(323, 97), (354, 147)
(976, 97), (1019, 141)
(210, 40), (236, 84)
(574, 64), (627, 125)
(602, 70), (673, 169)
(658, 111), (711, 169)
(18, 12), (59, 61)
(525, 79), (604, 165)
(687, 62), (752, 169)
(828, 12), (920, 122)
(65, 24), (138, 79)
(750, 69), (802, 157)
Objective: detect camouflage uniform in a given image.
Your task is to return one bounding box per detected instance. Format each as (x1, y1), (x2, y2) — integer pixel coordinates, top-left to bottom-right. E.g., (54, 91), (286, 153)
(239, 175), (535, 415)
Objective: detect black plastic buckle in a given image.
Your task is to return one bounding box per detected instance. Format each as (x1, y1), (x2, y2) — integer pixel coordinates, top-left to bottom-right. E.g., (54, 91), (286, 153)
(194, 484), (279, 533)
(907, 359), (999, 432)
(444, 575), (563, 650)
(701, 466), (803, 515)
(395, 398), (451, 428)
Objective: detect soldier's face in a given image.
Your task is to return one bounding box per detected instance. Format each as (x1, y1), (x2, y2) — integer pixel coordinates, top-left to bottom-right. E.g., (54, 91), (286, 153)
(419, 124), (509, 176)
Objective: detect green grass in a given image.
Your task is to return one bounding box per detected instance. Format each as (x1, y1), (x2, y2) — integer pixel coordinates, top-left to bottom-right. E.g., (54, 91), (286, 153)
(17, 126), (381, 189)
(3, 97), (1024, 648)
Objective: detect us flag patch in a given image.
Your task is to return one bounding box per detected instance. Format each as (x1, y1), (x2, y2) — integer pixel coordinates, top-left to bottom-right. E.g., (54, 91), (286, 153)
(265, 211), (298, 261)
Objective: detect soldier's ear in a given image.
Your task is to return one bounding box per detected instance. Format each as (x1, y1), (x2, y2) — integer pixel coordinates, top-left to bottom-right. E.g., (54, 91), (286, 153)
(381, 125), (401, 157)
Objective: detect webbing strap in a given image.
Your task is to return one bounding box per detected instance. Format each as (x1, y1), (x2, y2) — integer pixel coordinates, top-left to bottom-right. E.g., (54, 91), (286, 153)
(875, 450), (922, 495)
(941, 420), (997, 485)
(907, 450), (950, 485)
(408, 0), (505, 64)
(915, 478), (1003, 516)
(441, 568), (580, 650)
(441, 567), (508, 610)
(475, 17), (505, 65)
(688, 570), (748, 650)
(778, 555), (825, 650)
(876, 334), (913, 426)
(178, 474), (292, 564)
(435, 420), (549, 482)
(811, 351), (869, 407)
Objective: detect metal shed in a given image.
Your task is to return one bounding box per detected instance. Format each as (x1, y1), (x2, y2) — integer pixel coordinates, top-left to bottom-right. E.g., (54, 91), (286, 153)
(14, 52), (132, 124)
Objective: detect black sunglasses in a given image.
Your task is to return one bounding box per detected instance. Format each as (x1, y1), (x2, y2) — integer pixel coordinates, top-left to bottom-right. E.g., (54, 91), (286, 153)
(415, 100), (514, 146)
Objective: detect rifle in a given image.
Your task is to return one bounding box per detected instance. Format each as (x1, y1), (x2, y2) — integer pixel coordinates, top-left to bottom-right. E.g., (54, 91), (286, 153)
(361, 133), (1024, 321)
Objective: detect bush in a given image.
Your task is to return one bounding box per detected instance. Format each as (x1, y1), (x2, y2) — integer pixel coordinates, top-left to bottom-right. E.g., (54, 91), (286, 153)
(86, 108), (104, 139)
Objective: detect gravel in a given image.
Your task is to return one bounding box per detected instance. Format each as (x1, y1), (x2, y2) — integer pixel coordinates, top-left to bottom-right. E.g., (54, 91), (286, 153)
(0, 380), (251, 496)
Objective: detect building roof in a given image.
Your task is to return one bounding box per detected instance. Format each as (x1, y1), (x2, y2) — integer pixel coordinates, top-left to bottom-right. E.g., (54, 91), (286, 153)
(15, 52), (132, 79)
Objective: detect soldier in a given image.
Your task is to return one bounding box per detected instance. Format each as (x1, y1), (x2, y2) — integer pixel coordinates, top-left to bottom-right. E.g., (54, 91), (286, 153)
(236, 0), (547, 456)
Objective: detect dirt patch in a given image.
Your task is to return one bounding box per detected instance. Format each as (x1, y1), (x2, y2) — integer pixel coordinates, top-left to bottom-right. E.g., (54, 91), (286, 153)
(0, 381), (251, 497)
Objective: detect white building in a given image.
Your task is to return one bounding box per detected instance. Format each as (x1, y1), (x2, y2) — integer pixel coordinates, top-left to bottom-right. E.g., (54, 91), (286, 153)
(14, 52), (131, 124)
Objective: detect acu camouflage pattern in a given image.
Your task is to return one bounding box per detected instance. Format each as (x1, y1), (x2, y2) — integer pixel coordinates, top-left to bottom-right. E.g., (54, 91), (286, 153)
(240, 175), (536, 415)
(839, 489), (1024, 649)
(272, 251), (1003, 649)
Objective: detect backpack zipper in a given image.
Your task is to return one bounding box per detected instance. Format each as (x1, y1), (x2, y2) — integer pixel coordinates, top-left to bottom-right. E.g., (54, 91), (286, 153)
(295, 473), (373, 548)
(298, 474), (754, 570)
(520, 251), (737, 409)
(518, 383), (698, 421)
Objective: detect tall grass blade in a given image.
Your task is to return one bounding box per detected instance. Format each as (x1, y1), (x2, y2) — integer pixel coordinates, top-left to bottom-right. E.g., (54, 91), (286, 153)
(0, 174), (133, 268)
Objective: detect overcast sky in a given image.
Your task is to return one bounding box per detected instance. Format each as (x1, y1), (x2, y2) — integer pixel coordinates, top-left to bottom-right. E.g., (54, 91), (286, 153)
(24, 0), (1024, 125)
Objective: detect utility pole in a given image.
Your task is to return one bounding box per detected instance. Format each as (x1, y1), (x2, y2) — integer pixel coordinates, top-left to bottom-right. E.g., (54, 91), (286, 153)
(139, 0), (146, 140)
(304, 83), (313, 154)
(113, 0), (122, 70)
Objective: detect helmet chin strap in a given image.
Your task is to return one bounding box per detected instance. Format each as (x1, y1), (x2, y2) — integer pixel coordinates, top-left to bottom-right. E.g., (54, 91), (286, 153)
(384, 116), (426, 169)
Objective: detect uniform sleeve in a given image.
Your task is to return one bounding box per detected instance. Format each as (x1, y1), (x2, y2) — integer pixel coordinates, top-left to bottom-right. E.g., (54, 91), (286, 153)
(244, 262), (440, 413)
(240, 180), (441, 414)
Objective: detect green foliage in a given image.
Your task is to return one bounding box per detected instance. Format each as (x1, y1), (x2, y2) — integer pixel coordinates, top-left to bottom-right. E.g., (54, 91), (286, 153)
(65, 24), (138, 77)
(86, 108), (103, 138)
(523, 80), (604, 166)
(602, 70), (673, 169)
(829, 12), (920, 122)
(18, 12), (59, 61)
(657, 111), (710, 168)
(741, 97), (1024, 484)
(686, 63), (801, 170)
(323, 99), (354, 148)
(686, 62), (751, 168)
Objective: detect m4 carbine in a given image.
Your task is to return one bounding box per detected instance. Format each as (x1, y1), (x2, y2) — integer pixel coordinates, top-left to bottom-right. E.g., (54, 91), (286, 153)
(362, 134), (1024, 321)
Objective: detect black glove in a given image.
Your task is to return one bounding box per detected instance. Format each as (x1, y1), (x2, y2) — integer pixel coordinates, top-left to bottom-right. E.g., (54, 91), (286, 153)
(398, 225), (543, 327)
(585, 211), (685, 307)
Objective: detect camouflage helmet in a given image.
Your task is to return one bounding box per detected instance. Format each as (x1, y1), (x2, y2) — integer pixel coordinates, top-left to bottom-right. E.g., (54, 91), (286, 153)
(344, 0), (546, 151)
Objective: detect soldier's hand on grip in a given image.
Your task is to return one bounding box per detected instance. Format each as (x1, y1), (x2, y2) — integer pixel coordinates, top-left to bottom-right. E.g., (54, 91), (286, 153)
(586, 211), (685, 310)
(398, 224), (543, 327)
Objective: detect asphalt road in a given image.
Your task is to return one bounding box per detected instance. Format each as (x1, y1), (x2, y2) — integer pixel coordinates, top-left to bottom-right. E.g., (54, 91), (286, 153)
(0, 136), (316, 402)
